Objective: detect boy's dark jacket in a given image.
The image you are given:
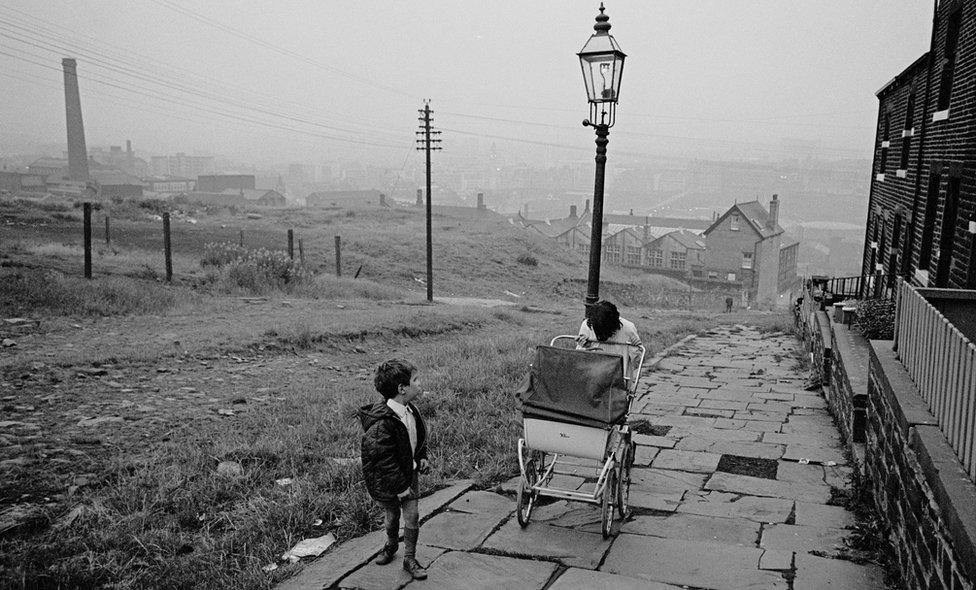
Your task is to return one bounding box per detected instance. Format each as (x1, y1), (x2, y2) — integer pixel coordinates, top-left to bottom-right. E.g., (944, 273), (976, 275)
(358, 401), (428, 502)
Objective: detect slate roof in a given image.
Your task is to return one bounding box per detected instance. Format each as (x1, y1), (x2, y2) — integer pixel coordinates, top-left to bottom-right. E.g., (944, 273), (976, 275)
(703, 200), (784, 239)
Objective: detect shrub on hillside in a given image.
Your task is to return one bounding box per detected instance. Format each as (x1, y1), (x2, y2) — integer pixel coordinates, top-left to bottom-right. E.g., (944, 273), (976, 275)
(516, 254), (538, 266)
(201, 242), (249, 267)
(853, 298), (895, 340)
(217, 248), (312, 294)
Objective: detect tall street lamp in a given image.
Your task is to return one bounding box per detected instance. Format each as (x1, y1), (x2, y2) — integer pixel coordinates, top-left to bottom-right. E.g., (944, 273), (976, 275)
(579, 2), (625, 306)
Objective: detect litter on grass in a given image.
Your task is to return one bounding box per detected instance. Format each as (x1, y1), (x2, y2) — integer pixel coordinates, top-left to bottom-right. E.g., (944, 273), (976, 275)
(281, 533), (336, 563)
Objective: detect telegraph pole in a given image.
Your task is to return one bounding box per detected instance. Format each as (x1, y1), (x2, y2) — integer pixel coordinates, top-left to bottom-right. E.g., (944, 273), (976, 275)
(416, 101), (441, 302)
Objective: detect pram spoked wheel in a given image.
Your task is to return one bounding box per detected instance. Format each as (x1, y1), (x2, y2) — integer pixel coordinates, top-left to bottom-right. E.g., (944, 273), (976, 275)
(600, 467), (617, 539)
(617, 437), (635, 520)
(516, 449), (544, 527)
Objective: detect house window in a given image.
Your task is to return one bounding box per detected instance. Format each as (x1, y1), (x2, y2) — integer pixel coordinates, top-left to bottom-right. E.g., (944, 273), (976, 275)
(727, 272), (736, 282)
(649, 249), (663, 267)
(625, 246), (641, 266)
(604, 244), (621, 264)
(741, 251), (753, 269)
(918, 173), (941, 272)
(899, 89), (916, 171)
(879, 111), (891, 173)
(937, 9), (963, 112)
(730, 214), (740, 231)
(670, 251), (686, 269)
(935, 176), (961, 287)
(577, 243), (589, 256)
(708, 271), (718, 279)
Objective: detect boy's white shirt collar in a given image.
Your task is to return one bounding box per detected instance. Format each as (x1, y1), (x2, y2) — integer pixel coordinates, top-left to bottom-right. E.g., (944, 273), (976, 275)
(386, 398), (410, 418)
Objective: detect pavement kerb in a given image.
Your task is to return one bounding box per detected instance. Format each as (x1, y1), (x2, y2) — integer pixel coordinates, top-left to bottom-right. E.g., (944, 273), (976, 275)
(643, 333), (699, 372)
(274, 479), (474, 590)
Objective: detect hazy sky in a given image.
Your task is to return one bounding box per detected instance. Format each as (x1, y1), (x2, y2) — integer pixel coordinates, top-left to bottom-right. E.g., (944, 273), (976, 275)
(0, 1), (934, 168)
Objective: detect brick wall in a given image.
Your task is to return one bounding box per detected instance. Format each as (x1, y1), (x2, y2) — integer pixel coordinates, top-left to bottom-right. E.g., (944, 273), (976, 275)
(867, 341), (976, 590)
(801, 288), (976, 590)
(864, 1), (976, 289)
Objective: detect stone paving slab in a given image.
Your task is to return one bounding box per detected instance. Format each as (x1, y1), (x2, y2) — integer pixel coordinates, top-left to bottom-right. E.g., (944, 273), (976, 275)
(634, 445), (659, 465)
(481, 519), (612, 569)
(275, 480), (473, 590)
(447, 491), (512, 515)
(408, 551), (557, 590)
(632, 433), (675, 448)
(775, 461), (826, 485)
(782, 444), (847, 466)
(652, 449), (722, 472)
(422, 511), (505, 551)
(630, 468), (707, 493)
(705, 472), (833, 504)
(627, 489), (684, 512)
(761, 523), (851, 554)
(603, 535), (788, 589)
(531, 501), (602, 530)
(678, 491), (793, 523)
(763, 432), (838, 446)
(621, 512), (761, 546)
(337, 544), (445, 590)
(793, 553), (886, 589)
(687, 407), (736, 418)
(794, 501), (855, 528)
(676, 438), (785, 459)
(548, 568), (683, 590)
(759, 549), (794, 571)
(666, 424), (762, 442)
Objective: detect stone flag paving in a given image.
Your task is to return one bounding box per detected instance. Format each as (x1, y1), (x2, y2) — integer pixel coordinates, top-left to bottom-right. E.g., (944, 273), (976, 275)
(279, 325), (887, 590)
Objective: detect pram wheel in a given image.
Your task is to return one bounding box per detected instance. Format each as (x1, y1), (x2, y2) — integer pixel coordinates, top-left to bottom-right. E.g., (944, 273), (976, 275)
(617, 438), (635, 519)
(601, 468), (616, 539)
(516, 450), (542, 527)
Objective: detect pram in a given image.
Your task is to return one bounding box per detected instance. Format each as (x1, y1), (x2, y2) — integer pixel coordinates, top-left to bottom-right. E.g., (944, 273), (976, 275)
(515, 335), (645, 538)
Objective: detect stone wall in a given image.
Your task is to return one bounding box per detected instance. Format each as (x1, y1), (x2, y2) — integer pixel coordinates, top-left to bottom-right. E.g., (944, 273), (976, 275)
(801, 289), (976, 590)
(868, 342), (976, 590)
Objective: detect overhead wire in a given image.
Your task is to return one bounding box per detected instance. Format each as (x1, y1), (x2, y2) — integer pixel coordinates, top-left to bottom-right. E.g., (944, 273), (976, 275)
(0, 4), (403, 139)
(0, 47), (410, 150)
(0, 19), (408, 145)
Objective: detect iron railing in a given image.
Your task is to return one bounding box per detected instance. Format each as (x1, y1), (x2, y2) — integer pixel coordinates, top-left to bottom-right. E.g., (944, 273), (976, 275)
(894, 280), (976, 479)
(827, 274), (895, 300)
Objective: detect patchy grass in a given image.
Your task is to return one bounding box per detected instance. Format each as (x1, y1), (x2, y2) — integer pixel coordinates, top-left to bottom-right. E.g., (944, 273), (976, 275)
(0, 268), (186, 316)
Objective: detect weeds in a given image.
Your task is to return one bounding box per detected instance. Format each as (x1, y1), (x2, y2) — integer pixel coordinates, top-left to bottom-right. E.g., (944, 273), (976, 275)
(0, 269), (179, 316)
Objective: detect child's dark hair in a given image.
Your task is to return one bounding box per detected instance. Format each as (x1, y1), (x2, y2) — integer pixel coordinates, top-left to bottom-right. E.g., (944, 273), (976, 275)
(586, 300), (621, 342)
(374, 359), (416, 399)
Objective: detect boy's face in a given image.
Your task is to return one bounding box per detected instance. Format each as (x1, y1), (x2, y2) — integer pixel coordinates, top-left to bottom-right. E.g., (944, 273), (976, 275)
(398, 373), (423, 403)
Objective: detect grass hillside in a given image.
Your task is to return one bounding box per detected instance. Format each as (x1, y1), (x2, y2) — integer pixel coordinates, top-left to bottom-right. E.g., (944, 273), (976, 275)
(0, 196), (782, 589)
(0, 197), (689, 307)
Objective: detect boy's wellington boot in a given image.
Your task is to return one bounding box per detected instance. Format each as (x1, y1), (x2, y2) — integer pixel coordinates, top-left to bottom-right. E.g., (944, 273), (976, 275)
(402, 527), (427, 580)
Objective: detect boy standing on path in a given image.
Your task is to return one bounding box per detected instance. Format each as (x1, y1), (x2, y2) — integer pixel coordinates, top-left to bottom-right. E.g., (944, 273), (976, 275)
(358, 359), (430, 580)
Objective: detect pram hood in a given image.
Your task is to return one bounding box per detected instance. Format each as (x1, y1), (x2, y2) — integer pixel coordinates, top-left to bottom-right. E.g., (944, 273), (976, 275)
(519, 345), (629, 426)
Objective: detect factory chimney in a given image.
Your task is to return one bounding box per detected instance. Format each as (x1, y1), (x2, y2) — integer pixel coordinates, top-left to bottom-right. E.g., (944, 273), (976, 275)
(62, 58), (90, 182)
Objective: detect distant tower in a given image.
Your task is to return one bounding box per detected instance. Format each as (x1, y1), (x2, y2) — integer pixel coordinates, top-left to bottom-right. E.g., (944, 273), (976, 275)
(62, 58), (90, 182)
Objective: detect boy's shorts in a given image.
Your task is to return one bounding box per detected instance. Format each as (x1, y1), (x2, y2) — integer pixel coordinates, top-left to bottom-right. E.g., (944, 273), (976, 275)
(380, 470), (419, 508)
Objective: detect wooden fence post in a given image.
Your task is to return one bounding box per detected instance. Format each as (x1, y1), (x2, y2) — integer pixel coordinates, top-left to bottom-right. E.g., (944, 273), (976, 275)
(104, 215), (111, 246)
(298, 238), (305, 265)
(239, 229), (244, 247)
(287, 229), (294, 260)
(83, 202), (92, 279)
(334, 235), (341, 277)
(163, 212), (173, 282)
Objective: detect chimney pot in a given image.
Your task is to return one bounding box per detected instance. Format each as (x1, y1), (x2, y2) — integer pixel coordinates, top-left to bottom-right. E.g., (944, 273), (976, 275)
(570, 205), (578, 219)
(767, 194), (780, 230)
(477, 192), (485, 209)
(416, 189), (423, 207)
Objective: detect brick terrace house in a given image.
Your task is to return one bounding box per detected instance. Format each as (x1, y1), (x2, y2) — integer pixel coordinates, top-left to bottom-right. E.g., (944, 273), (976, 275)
(702, 195), (787, 306)
(864, 0), (976, 289)
(643, 229), (707, 279)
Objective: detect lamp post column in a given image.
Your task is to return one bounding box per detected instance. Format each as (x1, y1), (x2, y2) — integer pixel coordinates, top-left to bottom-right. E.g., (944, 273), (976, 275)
(585, 122), (610, 305)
